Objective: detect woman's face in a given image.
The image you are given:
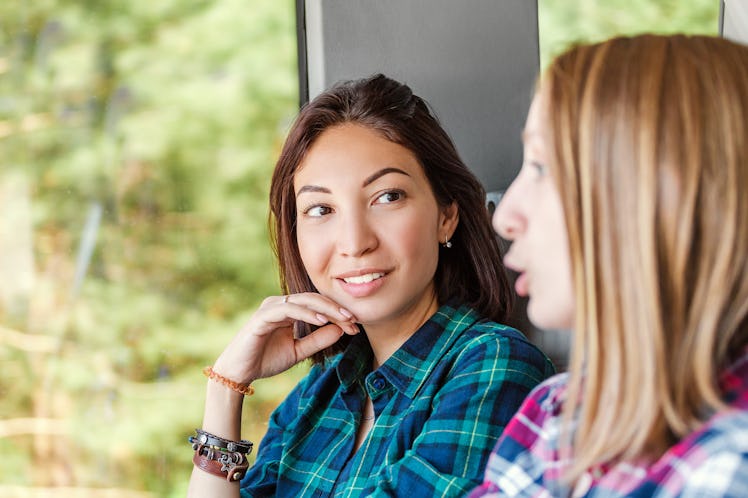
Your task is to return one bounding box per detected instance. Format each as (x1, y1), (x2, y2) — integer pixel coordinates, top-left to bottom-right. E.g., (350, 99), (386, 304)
(294, 123), (457, 332)
(493, 92), (575, 330)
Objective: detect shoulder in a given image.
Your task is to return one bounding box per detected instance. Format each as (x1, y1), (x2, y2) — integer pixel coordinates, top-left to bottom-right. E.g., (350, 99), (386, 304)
(660, 408), (748, 496)
(453, 319), (557, 379)
(478, 374), (571, 491)
(682, 405), (748, 458)
(454, 318), (531, 351)
(687, 407), (748, 464)
(512, 372), (569, 422)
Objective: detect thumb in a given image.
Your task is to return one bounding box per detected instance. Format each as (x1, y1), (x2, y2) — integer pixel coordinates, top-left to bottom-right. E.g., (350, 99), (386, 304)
(294, 324), (345, 361)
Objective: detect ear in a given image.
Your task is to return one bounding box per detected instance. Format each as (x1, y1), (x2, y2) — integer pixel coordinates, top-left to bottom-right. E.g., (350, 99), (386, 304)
(438, 201), (459, 241)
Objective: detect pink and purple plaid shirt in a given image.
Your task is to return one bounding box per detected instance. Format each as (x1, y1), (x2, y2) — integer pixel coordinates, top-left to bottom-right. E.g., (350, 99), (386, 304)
(468, 347), (748, 497)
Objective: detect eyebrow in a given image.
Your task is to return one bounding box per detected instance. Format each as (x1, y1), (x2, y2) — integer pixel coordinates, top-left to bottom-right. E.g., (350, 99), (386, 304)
(295, 167), (411, 198)
(362, 167), (410, 187)
(296, 185), (330, 196)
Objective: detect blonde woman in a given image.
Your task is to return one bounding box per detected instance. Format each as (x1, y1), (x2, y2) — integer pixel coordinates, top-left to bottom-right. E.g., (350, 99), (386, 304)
(470, 34), (748, 497)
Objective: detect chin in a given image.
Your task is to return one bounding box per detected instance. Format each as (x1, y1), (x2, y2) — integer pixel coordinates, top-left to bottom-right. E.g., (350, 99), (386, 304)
(527, 301), (573, 331)
(336, 300), (377, 323)
(350, 309), (386, 327)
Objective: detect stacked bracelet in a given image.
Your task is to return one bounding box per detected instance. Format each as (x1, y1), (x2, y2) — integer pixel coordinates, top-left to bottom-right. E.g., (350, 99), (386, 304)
(203, 366), (255, 396)
(190, 429), (253, 482)
(190, 428), (253, 454)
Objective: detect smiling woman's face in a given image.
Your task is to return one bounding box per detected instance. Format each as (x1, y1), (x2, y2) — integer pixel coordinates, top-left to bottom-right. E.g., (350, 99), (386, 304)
(293, 123), (458, 333)
(493, 91), (575, 331)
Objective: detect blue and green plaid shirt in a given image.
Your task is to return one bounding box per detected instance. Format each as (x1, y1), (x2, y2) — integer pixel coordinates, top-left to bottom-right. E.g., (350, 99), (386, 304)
(240, 303), (555, 497)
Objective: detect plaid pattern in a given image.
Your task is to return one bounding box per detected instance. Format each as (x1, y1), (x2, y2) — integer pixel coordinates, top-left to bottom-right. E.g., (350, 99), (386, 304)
(468, 347), (748, 498)
(240, 303), (555, 497)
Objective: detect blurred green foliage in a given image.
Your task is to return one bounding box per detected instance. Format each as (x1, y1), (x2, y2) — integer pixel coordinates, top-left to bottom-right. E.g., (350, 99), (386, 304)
(1, 1), (298, 496)
(538, 0), (720, 66)
(0, 1), (720, 496)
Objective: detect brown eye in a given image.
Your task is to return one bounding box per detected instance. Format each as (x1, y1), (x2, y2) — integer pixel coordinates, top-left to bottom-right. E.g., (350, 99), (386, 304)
(375, 190), (404, 204)
(305, 205), (333, 217)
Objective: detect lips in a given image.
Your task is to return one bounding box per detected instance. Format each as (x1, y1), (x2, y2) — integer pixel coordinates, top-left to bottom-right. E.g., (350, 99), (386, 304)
(503, 253), (529, 297)
(514, 272), (529, 297)
(335, 268), (390, 280)
(335, 268), (391, 298)
(342, 272), (385, 284)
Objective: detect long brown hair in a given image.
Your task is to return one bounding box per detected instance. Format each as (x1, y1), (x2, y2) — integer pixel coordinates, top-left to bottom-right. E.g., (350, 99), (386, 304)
(269, 74), (513, 363)
(543, 34), (748, 479)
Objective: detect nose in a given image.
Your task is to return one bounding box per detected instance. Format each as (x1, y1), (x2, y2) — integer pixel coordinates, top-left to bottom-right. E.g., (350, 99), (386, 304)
(492, 180), (525, 241)
(336, 210), (378, 257)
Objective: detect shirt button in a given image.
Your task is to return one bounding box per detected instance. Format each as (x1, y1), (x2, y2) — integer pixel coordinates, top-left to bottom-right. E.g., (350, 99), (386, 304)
(371, 376), (386, 390)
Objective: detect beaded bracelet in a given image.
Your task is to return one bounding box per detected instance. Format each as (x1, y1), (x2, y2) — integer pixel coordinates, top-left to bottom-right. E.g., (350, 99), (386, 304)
(203, 366), (254, 396)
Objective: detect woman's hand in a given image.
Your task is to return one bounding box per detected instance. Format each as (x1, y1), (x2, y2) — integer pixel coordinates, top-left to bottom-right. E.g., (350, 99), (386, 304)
(211, 293), (359, 385)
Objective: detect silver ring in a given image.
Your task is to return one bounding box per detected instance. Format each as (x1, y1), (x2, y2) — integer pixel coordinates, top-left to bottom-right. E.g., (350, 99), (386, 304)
(282, 295), (289, 304)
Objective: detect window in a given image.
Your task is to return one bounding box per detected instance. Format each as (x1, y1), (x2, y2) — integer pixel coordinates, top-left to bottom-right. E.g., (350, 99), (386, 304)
(0, 1), (719, 495)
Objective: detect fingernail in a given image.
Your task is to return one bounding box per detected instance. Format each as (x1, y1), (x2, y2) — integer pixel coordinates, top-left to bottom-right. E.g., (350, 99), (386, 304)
(339, 308), (354, 319)
(316, 313), (328, 325)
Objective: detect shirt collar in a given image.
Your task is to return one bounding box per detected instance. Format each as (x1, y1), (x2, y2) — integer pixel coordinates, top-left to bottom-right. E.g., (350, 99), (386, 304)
(335, 303), (480, 398)
(335, 332), (373, 390)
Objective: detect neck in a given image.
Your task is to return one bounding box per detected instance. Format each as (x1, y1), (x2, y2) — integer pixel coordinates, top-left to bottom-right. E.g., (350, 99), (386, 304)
(365, 292), (439, 369)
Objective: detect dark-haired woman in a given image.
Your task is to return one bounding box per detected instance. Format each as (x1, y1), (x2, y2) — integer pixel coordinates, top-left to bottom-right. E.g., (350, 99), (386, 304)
(187, 74), (554, 498)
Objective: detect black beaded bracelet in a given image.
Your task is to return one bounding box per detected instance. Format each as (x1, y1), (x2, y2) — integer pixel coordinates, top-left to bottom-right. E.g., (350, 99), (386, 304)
(190, 428), (253, 455)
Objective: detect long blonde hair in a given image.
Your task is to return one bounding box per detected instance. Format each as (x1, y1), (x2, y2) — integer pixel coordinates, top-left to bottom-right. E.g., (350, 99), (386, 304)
(544, 34), (748, 479)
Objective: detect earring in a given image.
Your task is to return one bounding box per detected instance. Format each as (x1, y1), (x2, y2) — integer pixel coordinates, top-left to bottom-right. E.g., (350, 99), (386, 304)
(443, 236), (452, 249)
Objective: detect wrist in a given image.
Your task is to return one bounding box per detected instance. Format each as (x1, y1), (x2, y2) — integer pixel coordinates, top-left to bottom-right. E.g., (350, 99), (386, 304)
(198, 363), (258, 446)
(201, 381), (244, 442)
(204, 377), (246, 407)
(211, 358), (257, 386)
(190, 428), (253, 482)
(204, 366), (255, 396)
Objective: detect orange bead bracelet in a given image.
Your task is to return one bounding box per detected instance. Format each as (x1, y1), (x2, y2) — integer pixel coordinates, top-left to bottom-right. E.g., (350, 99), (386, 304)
(203, 366), (255, 396)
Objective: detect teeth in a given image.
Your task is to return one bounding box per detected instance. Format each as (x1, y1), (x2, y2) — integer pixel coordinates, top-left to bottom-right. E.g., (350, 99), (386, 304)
(343, 273), (384, 284)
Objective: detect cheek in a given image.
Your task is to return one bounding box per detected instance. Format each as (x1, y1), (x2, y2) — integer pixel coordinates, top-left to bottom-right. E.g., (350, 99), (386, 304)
(536, 217), (575, 329)
(296, 228), (326, 276)
(406, 228), (441, 290)
(553, 230), (575, 329)
(396, 213), (439, 260)
(523, 192), (575, 329)
(548, 203), (573, 297)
